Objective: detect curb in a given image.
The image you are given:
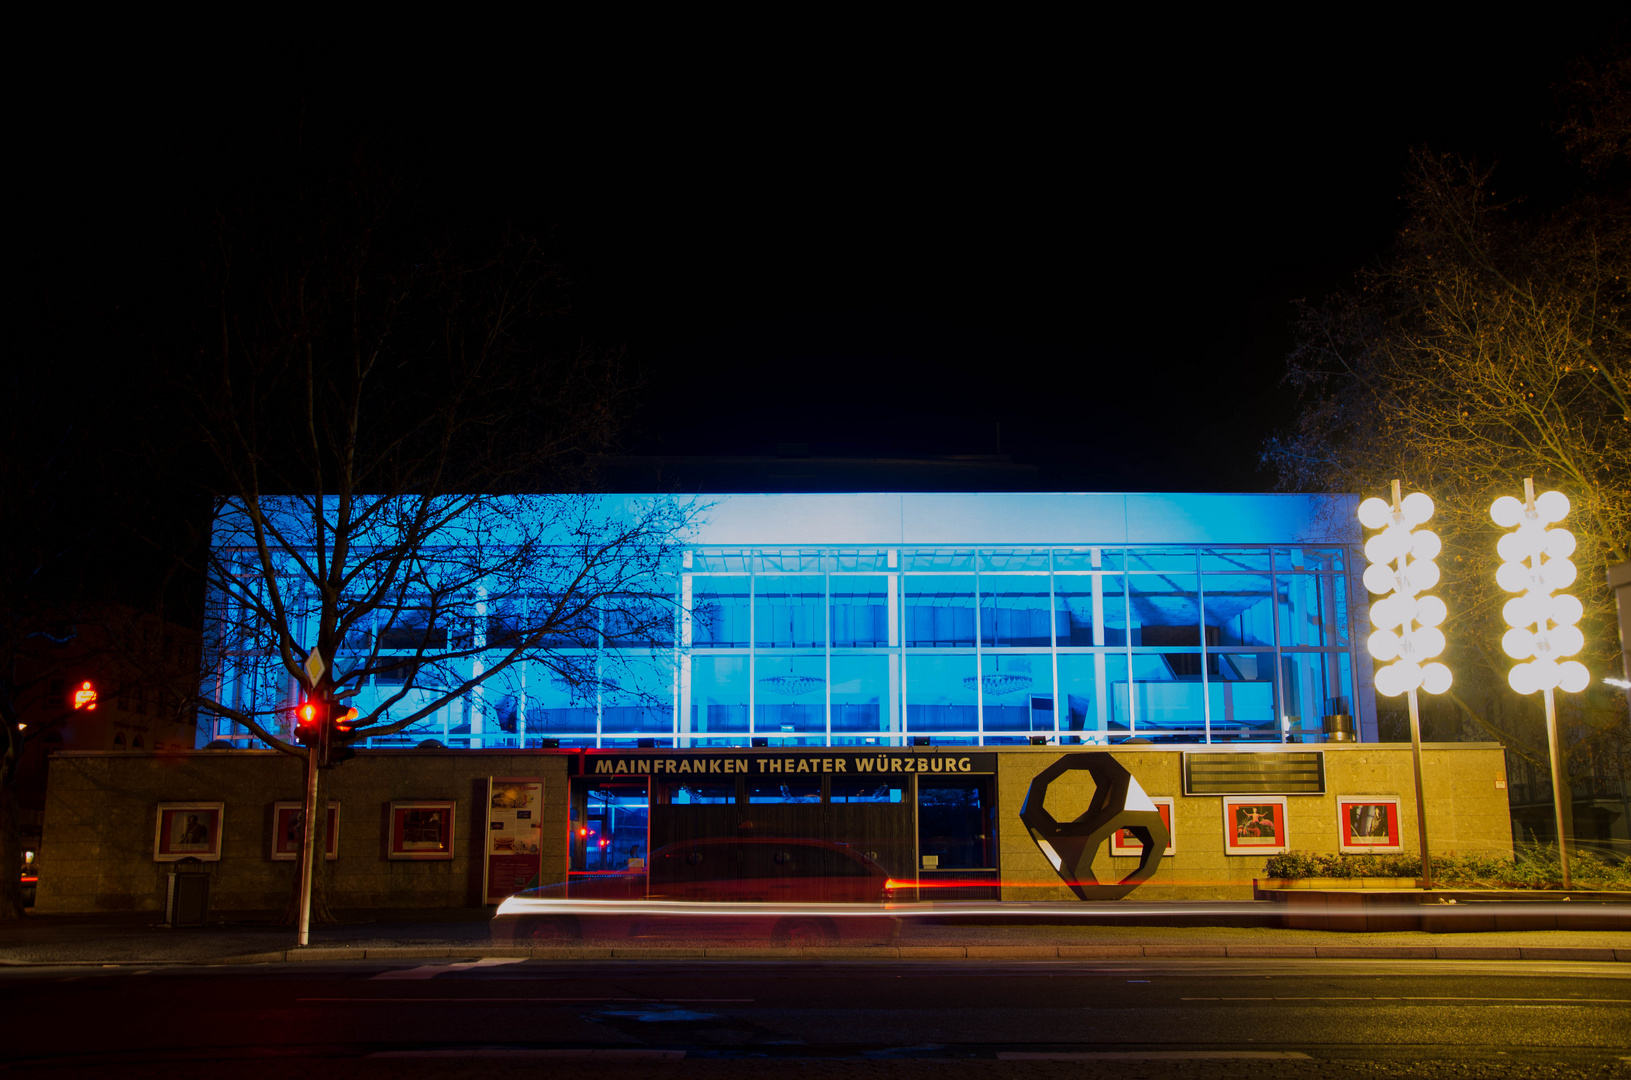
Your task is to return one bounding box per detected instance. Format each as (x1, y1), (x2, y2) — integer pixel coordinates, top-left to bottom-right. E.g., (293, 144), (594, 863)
(185, 943), (1631, 965)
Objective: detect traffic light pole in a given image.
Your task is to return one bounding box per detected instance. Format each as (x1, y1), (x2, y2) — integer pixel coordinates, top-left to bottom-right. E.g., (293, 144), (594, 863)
(296, 738), (320, 947)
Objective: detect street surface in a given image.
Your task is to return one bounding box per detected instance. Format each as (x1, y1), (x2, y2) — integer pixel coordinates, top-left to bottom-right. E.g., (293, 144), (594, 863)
(2, 956), (1627, 1078)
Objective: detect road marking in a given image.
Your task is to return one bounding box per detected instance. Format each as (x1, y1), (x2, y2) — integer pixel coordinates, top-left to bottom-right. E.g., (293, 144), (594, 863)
(298, 997), (754, 1003)
(1181, 996), (1626, 1003)
(370, 1049), (686, 1059)
(999, 1052), (1312, 1061)
(371, 957), (530, 980)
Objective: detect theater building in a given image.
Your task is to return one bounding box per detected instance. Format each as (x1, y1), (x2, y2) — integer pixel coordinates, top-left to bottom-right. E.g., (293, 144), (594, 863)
(34, 493), (1517, 912)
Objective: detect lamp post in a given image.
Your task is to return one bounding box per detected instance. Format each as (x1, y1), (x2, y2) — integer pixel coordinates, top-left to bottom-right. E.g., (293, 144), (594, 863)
(1491, 479), (1588, 890)
(1359, 481), (1452, 890)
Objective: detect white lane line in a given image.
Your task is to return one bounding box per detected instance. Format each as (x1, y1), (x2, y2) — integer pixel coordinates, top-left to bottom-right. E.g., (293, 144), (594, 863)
(1181, 996), (1626, 1003)
(298, 997), (755, 1003)
(370, 1049), (686, 1059)
(999, 1052), (1312, 1061)
(371, 957), (530, 980)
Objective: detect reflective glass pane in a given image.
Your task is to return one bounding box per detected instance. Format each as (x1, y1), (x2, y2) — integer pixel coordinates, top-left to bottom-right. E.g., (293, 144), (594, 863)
(1053, 575), (1127, 646)
(1199, 549), (1271, 573)
(1053, 548), (1125, 571)
(524, 664), (597, 736)
(1203, 574), (1275, 647)
(692, 576), (751, 648)
(1058, 653), (1127, 743)
(904, 549), (975, 571)
(831, 654), (895, 735)
(755, 655), (826, 734)
(831, 575), (889, 647)
(692, 551), (751, 573)
(1275, 547), (1347, 574)
(747, 780), (822, 803)
(657, 780), (736, 804)
(1129, 653), (1206, 738)
(754, 550), (825, 573)
(690, 655), (748, 734)
(1127, 549), (1197, 573)
(754, 575), (826, 648)
(1129, 574), (1201, 647)
(1277, 574), (1351, 647)
(978, 550), (1051, 572)
(602, 652), (675, 733)
(832, 549), (891, 572)
(832, 779), (906, 803)
(905, 653), (978, 733)
(980, 575), (1051, 647)
(1211, 652), (1279, 738)
(603, 584), (676, 648)
(979, 654), (1053, 732)
(904, 575), (976, 647)
(1281, 651), (1354, 740)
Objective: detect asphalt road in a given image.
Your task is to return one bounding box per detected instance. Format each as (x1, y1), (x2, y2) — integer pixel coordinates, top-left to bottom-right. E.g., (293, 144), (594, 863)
(3, 958), (1627, 1079)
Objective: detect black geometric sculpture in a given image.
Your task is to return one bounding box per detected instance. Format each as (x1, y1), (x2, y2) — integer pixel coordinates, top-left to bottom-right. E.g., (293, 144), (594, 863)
(1019, 753), (1170, 900)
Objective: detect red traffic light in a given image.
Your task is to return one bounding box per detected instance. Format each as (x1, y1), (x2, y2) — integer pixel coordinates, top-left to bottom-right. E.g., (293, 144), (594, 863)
(294, 698), (325, 745)
(73, 681), (98, 710)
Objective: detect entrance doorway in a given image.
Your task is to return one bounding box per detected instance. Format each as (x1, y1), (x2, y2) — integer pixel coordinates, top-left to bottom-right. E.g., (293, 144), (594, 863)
(570, 778), (650, 875)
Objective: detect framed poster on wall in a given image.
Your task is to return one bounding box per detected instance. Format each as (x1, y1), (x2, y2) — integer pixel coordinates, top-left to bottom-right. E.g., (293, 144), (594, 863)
(484, 777), (544, 904)
(271, 802), (340, 860)
(1110, 796), (1175, 856)
(154, 802), (225, 861)
(1222, 795), (1288, 856)
(388, 800), (456, 860)
(1337, 796), (1402, 853)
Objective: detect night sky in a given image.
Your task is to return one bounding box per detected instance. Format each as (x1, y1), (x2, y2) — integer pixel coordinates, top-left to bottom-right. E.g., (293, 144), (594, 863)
(26, 22), (1605, 494)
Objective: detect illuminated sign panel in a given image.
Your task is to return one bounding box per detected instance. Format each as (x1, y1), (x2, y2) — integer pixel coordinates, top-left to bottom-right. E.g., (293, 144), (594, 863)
(1182, 751), (1325, 794)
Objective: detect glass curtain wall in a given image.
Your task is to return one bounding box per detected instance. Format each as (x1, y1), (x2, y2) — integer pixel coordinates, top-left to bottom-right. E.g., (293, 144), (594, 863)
(290, 544), (1356, 750)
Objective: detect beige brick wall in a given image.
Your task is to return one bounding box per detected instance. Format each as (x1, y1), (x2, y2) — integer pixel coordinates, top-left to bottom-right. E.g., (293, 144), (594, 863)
(35, 750), (572, 914)
(996, 744), (1513, 901)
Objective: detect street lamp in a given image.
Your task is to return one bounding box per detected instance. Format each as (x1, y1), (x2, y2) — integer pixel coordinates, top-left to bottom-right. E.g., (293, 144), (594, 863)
(1360, 481), (1450, 890)
(1492, 479), (1587, 889)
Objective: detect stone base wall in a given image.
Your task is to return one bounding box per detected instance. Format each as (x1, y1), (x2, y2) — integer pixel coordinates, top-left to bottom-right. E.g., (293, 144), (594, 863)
(35, 750), (571, 914)
(997, 744), (1513, 901)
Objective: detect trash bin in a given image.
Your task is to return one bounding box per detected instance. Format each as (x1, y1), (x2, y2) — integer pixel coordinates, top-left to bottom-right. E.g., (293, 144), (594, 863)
(166, 859), (211, 927)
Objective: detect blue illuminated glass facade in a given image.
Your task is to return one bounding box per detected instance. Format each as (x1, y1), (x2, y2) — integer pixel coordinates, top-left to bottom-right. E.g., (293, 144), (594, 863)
(203, 493), (1370, 749)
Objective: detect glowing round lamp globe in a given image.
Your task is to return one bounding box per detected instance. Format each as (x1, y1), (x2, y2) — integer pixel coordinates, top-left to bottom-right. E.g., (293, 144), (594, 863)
(1357, 497), (1392, 530)
(1362, 563), (1396, 595)
(1551, 625), (1585, 658)
(1558, 661), (1590, 694)
(1406, 559), (1440, 593)
(1544, 528), (1576, 559)
(1548, 594), (1583, 626)
(1366, 629), (1401, 661)
(1529, 658), (1562, 691)
(1411, 626), (1446, 660)
(1400, 491), (1434, 525)
(1414, 595), (1447, 627)
(1495, 561), (1530, 593)
(1370, 597), (1402, 631)
(1421, 663), (1453, 695)
(1534, 489), (1569, 523)
(1496, 532), (1530, 563)
(1541, 557), (1577, 591)
(1502, 595), (1540, 629)
(1373, 664), (1403, 697)
(1395, 661), (1424, 692)
(1410, 529), (1442, 561)
(1490, 496), (1524, 528)
(1501, 627), (1535, 660)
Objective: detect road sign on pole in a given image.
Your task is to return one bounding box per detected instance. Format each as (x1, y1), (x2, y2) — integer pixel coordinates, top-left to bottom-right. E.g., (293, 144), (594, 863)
(303, 647), (327, 689)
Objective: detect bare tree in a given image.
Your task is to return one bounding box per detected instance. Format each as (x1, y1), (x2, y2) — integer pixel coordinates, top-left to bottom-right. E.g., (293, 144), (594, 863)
(1263, 61), (1630, 811)
(178, 135), (692, 923)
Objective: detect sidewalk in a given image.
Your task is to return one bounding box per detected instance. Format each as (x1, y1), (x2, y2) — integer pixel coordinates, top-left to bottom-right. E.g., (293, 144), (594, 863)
(2, 909), (1627, 966)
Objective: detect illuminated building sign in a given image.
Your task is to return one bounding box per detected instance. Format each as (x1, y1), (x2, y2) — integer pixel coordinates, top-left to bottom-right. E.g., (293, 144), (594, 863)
(584, 752), (997, 776)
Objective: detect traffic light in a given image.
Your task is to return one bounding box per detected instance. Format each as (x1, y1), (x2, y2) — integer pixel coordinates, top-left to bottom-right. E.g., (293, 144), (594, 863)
(294, 697), (325, 746)
(326, 706), (360, 765)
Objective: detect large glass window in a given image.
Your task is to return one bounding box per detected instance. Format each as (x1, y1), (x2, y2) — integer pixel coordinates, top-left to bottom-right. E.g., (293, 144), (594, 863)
(904, 575), (976, 647)
(525, 664), (597, 736)
(755, 654), (826, 734)
(918, 777), (994, 869)
(905, 653), (978, 733)
(603, 584), (676, 648)
(1129, 653), (1206, 739)
(979, 654), (1053, 732)
(1210, 651), (1279, 737)
(831, 654), (894, 735)
(980, 575), (1051, 647)
(1054, 575), (1126, 646)
(1058, 652), (1128, 742)
(1277, 573), (1350, 647)
(831, 575), (890, 647)
(692, 577), (750, 648)
(1204, 574), (1275, 647)
(690, 655), (748, 734)
(1281, 651), (1354, 739)
(1129, 574), (1201, 648)
(755, 576), (825, 649)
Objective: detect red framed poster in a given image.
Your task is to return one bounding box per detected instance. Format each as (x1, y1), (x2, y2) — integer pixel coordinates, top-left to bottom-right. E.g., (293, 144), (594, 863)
(484, 777), (545, 904)
(1222, 795), (1287, 855)
(1338, 796), (1401, 853)
(388, 800), (456, 860)
(1110, 796), (1175, 856)
(154, 803), (224, 861)
(271, 802), (340, 860)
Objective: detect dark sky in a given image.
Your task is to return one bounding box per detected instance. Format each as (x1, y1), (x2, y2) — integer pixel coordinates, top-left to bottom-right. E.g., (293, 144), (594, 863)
(27, 21), (1610, 494)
